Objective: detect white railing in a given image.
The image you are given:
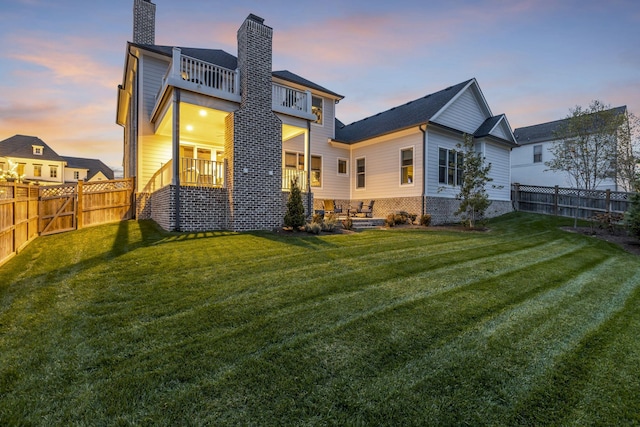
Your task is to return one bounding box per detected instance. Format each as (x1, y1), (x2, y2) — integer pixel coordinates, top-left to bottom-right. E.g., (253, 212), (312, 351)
(142, 159), (173, 194)
(282, 169), (307, 191)
(272, 83), (311, 114)
(180, 158), (224, 187)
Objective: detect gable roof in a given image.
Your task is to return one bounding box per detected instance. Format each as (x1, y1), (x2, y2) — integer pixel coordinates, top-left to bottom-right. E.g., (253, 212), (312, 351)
(63, 156), (115, 180)
(474, 114), (517, 146)
(0, 135), (66, 162)
(132, 43), (342, 99)
(334, 79), (474, 144)
(514, 105), (627, 145)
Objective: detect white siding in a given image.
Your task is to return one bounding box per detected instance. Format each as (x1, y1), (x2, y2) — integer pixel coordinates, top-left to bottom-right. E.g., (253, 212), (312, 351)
(484, 141), (511, 201)
(433, 88), (487, 134)
(350, 132), (423, 199)
(490, 122), (510, 140)
(426, 130), (461, 198)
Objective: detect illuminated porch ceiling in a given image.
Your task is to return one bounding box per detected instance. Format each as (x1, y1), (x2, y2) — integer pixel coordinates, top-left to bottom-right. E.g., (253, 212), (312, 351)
(156, 102), (308, 143)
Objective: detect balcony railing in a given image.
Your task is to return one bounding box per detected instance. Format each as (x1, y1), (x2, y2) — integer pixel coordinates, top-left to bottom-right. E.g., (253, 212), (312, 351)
(141, 158), (225, 193)
(155, 48), (316, 121)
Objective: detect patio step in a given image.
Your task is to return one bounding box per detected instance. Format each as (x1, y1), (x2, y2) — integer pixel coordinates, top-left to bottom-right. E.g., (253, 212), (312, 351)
(351, 217), (385, 230)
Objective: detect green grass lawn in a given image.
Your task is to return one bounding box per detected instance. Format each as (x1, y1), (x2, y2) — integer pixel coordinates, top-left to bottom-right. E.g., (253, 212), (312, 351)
(1, 212), (639, 425)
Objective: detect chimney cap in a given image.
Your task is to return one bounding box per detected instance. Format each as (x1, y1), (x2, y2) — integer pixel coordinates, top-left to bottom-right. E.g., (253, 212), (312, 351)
(246, 14), (265, 24)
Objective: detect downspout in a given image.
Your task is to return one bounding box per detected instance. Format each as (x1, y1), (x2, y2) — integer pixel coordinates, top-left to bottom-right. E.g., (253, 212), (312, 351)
(419, 124), (427, 217)
(172, 88), (181, 231)
(306, 120), (312, 218)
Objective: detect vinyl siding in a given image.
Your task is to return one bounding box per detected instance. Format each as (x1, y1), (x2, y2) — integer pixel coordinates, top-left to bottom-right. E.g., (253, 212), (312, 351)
(484, 141), (511, 201)
(433, 88), (487, 134)
(490, 122), (510, 140)
(350, 131), (423, 199)
(426, 130), (461, 198)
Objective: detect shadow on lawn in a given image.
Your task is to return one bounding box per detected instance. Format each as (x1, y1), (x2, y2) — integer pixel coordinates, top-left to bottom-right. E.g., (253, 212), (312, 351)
(251, 230), (340, 250)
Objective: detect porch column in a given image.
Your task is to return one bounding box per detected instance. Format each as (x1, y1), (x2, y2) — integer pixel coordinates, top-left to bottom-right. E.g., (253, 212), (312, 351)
(172, 88), (181, 231)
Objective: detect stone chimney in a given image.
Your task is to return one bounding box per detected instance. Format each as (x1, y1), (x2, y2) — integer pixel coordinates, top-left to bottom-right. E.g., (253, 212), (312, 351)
(133, 0), (156, 44)
(237, 14), (273, 110)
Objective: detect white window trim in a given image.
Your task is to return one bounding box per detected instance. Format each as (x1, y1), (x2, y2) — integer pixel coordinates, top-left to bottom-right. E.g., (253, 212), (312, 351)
(32, 145), (43, 155)
(355, 156), (366, 190)
(310, 154), (322, 189)
(438, 146), (463, 187)
(533, 144), (542, 163)
(399, 145), (415, 187)
(337, 157), (349, 177)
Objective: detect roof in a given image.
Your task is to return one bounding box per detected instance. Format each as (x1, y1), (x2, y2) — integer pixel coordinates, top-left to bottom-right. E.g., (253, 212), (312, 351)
(334, 79), (474, 144)
(0, 135), (66, 162)
(132, 43), (342, 99)
(474, 115), (505, 138)
(63, 156), (115, 180)
(514, 105), (627, 145)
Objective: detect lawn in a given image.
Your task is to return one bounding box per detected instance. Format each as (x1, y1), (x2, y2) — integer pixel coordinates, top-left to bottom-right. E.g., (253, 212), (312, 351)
(1, 212), (639, 425)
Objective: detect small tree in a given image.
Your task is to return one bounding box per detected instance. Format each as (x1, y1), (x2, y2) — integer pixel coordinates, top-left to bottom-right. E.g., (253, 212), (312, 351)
(546, 101), (624, 190)
(626, 192), (640, 238)
(284, 176), (305, 229)
(455, 133), (493, 228)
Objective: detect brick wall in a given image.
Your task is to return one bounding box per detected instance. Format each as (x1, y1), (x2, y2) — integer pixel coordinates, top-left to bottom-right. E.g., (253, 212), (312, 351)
(178, 186), (230, 231)
(150, 185), (173, 230)
(133, 0), (155, 44)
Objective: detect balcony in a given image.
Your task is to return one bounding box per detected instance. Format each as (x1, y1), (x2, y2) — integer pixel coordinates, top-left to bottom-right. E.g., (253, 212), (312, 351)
(153, 48), (316, 122)
(141, 158), (225, 193)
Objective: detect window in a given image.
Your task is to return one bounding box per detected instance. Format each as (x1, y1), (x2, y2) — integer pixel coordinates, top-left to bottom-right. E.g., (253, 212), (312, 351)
(32, 145), (43, 155)
(49, 165), (58, 178)
(356, 157), (365, 189)
(74, 171), (80, 180)
(311, 156), (322, 187)
(34, 164), (42, 177)
(337, 158), (348, 176)
(438, 148), (463, 186)
(401, 147), (414, 185)
(533, 144), (542, 163)
(18, 163), (25, 177)
(312, 96), (323, 125)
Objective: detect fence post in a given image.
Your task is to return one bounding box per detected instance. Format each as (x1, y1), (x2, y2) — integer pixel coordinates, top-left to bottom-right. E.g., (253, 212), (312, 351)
(605, 189), (611, 214)
(512, 183), (519, 211)
(554, 185), (559, 216)
(77, 181), (83, 230)
(12, 181), (17, 254)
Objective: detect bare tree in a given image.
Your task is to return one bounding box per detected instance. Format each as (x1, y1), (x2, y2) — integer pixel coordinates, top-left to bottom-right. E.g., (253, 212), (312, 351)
(545, 101), (626, 190)
(615, 111), (640, 192)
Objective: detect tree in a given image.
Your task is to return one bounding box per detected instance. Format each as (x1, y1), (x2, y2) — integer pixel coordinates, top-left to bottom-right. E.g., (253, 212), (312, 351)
(545, 100), (625, 190)
(283, 176), (305, 229)
(615, 111), (640, 192)
(455, 133), (493, 228)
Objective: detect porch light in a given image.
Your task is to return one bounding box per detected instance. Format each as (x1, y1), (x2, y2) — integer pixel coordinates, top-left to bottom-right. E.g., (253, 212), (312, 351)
(186, 125), (194, 132)
(199, 109), (207, 117)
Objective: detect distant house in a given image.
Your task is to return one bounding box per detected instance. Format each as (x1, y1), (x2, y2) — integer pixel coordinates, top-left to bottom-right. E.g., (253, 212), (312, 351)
(117, 0), (516, 232)
(63, 156), (115, 182)
(0, 134), (114, 185)
(0, 135), (66, 184)
(512, 106), (627, 190)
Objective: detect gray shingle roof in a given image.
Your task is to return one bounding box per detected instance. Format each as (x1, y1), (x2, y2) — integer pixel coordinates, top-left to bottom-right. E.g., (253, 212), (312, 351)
(334, 79), (474, 144)
(133, 44), (342, 99)
(514, 106), (627, 145)
(63, 156), (115, 180)
(0, 135), (65, 162)
(474, 114), (505, 138)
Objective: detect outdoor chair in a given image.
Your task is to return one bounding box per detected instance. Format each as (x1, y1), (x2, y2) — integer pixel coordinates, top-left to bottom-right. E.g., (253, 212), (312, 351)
(360, 200), (375, 218)
(352, 201), (364, 217)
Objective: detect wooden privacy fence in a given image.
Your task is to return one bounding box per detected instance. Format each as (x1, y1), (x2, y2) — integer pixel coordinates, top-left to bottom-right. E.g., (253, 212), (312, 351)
(512, 183), (634, 220)
(0, 182), (39, 266)
(0, 178), (134, 266)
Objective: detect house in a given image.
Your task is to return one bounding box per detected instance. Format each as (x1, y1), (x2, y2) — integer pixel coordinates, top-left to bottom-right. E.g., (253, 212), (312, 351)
(0, 135), (66, 184)
(512, 106), (627, 190)
(0, 134), (115, 185)
(117, 0), (516, 232)
(63, 157), (115, 182)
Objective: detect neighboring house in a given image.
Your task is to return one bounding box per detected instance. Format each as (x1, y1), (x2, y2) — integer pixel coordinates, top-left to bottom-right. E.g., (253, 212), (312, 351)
(0, 135), (66, 184)
(512, 106), (627, 190)
(63, 156), (115, 182)
(117, 0), (516, 232)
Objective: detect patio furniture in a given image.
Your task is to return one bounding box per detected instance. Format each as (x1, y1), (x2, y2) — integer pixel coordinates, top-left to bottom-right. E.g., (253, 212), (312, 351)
(352, 201), (363, 217)
(323, 200), (344, 216)
(360, 200), (375, 218)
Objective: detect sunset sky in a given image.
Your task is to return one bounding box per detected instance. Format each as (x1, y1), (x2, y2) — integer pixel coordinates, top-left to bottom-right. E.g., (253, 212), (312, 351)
(1, 0), (639, 171)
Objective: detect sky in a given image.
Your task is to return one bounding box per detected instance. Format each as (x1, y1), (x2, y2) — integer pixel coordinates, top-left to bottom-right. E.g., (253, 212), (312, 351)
(1, 0), (639, 171)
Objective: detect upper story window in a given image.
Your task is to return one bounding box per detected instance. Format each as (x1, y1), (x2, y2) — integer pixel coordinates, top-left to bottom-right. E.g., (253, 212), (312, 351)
(74, 171), (80, 180)
(33, 145), (43, 155)
(49, 165), (58, 178)
(401, 147), (414, 185)
(337, 158), (348, 176)
(438, 148), (463, 186)
(312, 96), (323, 125)
(34, 164), (42, 177)
(533, 144), (542, 163)
(356, 157), (365, 189)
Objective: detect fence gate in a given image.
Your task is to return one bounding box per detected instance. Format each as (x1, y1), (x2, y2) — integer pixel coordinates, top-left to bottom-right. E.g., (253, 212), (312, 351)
(39, 184), (77, 235)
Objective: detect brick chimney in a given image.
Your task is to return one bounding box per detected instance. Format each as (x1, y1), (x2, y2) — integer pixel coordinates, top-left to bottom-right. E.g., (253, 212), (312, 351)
(133, 0), (156, 44)
(225, 14), (283, 231)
